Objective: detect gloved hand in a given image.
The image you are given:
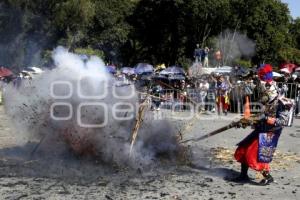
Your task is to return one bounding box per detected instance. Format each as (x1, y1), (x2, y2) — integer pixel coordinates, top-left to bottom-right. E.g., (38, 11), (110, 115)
(235, 121), (248, 129)
(266, 117), (276, 125)
(235, 122), (242, 128)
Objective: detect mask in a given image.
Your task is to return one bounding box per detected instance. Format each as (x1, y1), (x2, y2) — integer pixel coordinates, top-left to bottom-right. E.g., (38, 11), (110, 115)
(259, 81), (278, 104)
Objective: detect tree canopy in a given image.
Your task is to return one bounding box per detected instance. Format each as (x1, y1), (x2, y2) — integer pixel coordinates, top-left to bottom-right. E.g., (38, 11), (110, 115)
(0, 0), (299, 71)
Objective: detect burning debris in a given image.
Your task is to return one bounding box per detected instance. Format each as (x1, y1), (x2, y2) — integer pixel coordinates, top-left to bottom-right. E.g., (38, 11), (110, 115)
(3, 47), (180, 169)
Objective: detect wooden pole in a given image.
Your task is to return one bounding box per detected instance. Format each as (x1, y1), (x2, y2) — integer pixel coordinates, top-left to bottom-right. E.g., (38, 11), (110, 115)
(129, 96), (149, 157)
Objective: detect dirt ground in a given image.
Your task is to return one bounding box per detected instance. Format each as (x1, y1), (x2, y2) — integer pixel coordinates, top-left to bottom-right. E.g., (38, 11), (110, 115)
(0, 105), (299, 200)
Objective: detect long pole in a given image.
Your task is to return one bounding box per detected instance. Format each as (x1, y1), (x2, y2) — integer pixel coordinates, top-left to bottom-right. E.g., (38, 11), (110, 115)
(180, 122), (236, 144)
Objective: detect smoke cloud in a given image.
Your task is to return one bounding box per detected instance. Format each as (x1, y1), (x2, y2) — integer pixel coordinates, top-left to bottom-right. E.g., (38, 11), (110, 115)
(213, 30), (256, 66)
(3, 46), (179, 170)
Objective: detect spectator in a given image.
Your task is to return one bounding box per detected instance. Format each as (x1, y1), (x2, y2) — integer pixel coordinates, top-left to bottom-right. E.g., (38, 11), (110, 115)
(296, 85), (300, 117)
(0, 79), (3, 104)
(216, 75), (230, 115)
(199, 80), (209, 111)
(214, 50), (222, 68)
(207, 75), (217, 112)
(193, 44), (203, 63)
(150, 84), (162, 111)
(203, 47), (210, 68)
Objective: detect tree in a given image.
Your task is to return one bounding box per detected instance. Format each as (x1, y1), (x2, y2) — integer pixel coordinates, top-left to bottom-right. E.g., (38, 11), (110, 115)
(230, 0), (291, 65)
(278, 48), (300, 65)
(128, 0), (232, 67)
(0, 0), (66, 69)
(0, 0), (296, 69)
(129, 0), (185, 65)
(86, 0), (135, 65)
(0, 0), (58, 70)
(290, 18), (300, 50)
(54, 0), (95, 48)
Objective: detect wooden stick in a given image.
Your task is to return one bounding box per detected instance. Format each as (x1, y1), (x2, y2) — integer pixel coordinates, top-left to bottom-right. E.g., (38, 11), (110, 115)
(129, 97), (149, 157)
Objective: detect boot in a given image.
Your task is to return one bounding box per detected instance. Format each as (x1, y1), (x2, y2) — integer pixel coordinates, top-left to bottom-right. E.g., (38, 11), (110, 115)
(230, 163), (250, 182)
(259, 171), (274, 185)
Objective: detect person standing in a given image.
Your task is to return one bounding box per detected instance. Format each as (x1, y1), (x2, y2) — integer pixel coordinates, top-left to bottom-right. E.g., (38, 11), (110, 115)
(150, 84), (162, 111)
(0, 79), (3, 105)
(207, 74), (217, 112)
(203, 47), (210, 68)
(214, 50), (222, 68)
(216, 75), (230, 115)
(233, 64), (293, 185)
(199, 80), (209, 112)
(194, 44), (203, 63)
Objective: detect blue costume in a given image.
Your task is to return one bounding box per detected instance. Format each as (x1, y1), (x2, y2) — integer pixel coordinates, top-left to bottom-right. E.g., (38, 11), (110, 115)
(235, 98), (290, 169)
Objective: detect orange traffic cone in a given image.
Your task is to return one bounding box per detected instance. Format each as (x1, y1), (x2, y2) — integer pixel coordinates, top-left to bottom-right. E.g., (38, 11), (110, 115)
(244, 96), (251, 119)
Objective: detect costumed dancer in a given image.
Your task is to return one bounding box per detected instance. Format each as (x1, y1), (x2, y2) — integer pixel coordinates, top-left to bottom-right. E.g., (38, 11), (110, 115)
(233, 64), (294, 185)
(216, 75), (230, 115)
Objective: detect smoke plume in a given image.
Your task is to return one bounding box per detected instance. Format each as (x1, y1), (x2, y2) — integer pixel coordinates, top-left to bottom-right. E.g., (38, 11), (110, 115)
(3, 46), (179, 169)
(213, 30), (256, 66)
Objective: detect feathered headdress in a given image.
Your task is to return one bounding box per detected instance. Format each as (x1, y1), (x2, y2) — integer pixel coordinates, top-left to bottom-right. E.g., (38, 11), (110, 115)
(258, 64), (273, 82)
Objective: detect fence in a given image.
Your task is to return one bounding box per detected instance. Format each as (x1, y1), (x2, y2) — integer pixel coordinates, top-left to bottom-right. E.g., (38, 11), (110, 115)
(157, 89), (194, 111)
(139, 82), (300, 114)
(229, 82), (300, 114)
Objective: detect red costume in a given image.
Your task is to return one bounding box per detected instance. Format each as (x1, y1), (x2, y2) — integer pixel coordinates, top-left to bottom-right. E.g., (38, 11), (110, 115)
(234, 137), (270, 172)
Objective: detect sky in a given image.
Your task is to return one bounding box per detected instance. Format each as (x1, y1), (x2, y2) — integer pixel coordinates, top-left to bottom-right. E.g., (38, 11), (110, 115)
(282, 0), (300, 19)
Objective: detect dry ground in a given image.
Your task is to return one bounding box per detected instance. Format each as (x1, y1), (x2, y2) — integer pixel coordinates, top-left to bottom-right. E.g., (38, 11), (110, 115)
(0, 106), (299, 200)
